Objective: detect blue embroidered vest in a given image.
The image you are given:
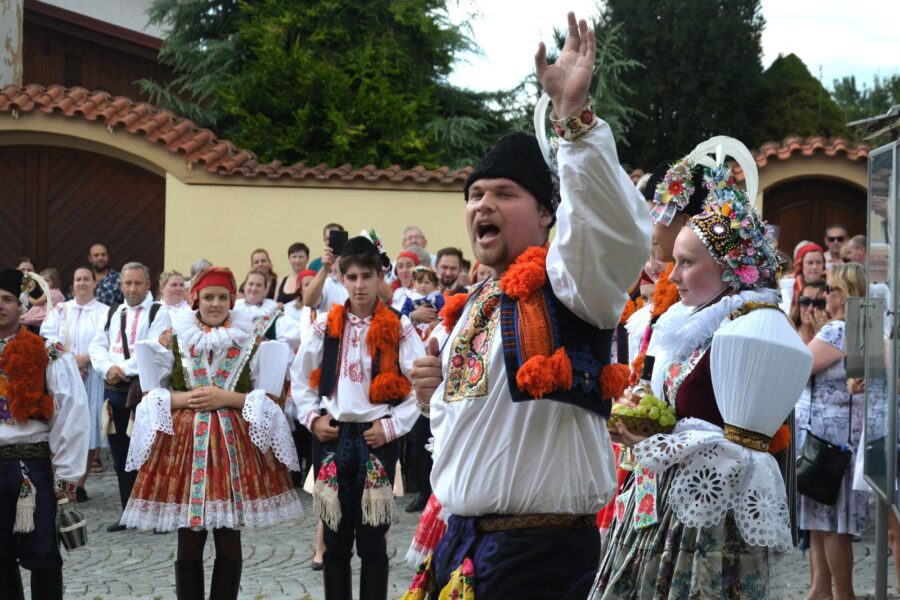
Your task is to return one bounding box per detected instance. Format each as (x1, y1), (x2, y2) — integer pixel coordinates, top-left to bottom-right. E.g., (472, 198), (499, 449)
(498, 279), (615, 418)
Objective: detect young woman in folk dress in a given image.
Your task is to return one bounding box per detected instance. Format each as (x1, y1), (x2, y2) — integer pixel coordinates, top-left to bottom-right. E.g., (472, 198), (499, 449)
(121, 267), (303, 600)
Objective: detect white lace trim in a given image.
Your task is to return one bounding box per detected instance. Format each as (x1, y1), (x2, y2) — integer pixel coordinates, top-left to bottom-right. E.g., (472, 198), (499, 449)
(242, 390), (301, 471)
(653, 289), (780, 362)
(171, 308), (253, 355)
(125, 389), (174, 472)
(120, 490), (305, 531)
(632, 417), (792, 551)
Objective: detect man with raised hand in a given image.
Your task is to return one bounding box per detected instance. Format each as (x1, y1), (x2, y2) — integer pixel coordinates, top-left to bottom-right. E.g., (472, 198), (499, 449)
(408, 12), (651, 598)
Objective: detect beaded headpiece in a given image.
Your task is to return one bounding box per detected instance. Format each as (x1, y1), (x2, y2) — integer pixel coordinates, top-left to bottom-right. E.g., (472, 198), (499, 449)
(685, 137), (777, 290)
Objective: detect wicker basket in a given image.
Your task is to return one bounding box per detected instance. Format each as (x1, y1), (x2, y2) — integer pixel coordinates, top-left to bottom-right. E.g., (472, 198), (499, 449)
(57, 498), (87, 551)
(607, 414), (674, 437)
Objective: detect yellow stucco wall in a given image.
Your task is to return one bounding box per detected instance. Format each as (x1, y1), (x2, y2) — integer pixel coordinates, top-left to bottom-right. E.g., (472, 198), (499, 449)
(758, 154), (868, 198)
(164, 174), (471, 279)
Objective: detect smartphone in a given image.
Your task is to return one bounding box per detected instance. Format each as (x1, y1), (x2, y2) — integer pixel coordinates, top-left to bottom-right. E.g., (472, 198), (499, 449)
(328, 229), (349, 255)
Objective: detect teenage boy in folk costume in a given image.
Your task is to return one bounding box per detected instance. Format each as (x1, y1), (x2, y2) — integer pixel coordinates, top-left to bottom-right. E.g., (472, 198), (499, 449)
(404, 12), (652, 599)
(0, 269), (89, 599)
(291, 236), (425, 600)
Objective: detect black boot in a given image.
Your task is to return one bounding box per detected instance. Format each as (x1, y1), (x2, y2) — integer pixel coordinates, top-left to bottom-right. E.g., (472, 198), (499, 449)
(0, 563), (24, 600)
(323, 562), (352, 600)
(108, 471), (136, 531)
(209, 558), (241, 600)
(359, 562), (389, 600)
(29, 568), (62, 600)
(174, 560), (205, 600)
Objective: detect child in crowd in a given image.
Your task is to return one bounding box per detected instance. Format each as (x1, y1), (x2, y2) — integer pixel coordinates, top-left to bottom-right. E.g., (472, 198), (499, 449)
(401, 267), (445, 338)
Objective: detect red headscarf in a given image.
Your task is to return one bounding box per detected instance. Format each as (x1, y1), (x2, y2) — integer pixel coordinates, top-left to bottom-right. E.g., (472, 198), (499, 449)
(792, 242), (826, 301)
(395, 251), (421, 268)
(296, 269), (317, 287)
(190, 266), (237, 309)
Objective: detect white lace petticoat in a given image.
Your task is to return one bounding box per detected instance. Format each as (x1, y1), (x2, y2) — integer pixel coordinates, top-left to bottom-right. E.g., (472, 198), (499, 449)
(632, 417), (792, 551)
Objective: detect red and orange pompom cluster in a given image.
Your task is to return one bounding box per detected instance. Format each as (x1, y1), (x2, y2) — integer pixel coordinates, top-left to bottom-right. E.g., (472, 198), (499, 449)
(315, 302), (411, 405)
(516, 348), (572, 399)
(1, 328), (53, 422)
(600, 363), (630, 400)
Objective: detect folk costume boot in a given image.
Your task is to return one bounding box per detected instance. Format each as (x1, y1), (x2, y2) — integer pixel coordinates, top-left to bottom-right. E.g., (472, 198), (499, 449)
(174, 560), (205, 600)
(209, 558), (242, 600)
(323, 562), (353, 600)
(359, 562), (389, 600)
(29, 568), (63, 600)
(0, 562), (25, 600)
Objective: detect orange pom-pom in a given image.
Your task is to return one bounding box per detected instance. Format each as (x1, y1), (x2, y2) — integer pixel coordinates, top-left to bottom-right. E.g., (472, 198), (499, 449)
(309, 368), (322, 390)
(500, 247), (547, 299)
(620, 299), (636, 325)
(768, 424), (791, 454)
(601, 363), (630, 399)
(516, 347), (572, 399)
(370, 372), (411, 404)
(651, 264), (679, 319)
(629, 353), (645, 387)
(326, 304), (345, 338)
(440, 292), (470, 332)
(6, 329), (53, 422)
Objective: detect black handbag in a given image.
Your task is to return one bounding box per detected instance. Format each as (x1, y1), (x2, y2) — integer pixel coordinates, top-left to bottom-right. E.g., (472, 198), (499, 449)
(795, 374), (853, 506)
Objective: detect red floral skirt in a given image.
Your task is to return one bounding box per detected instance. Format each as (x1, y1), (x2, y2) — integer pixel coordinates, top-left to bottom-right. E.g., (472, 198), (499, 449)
(121, 407), (303, 531)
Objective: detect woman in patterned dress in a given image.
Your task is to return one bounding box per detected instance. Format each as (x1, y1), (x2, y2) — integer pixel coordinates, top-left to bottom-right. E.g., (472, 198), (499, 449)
(592, 142), (811, 599)
(801, 262), (871, 600)
(121, 267), (303, 600)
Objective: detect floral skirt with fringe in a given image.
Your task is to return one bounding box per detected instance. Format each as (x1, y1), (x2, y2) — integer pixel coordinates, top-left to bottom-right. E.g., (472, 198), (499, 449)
(589, 468), (775, 600)
(121, 407), (303, 532)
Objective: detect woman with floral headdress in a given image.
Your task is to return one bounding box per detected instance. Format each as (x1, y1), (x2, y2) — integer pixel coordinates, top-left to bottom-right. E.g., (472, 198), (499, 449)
(591, 138), (812, 599)
(120, 266), (303, 600)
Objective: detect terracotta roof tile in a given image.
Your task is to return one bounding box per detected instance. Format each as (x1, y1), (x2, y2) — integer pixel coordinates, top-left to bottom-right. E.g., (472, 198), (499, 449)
(731, 135), (870, 181)
(0, 84), (471, 186)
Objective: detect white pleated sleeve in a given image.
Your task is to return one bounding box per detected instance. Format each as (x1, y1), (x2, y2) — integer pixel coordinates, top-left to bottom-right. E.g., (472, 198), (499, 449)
(546, 123), (653, 328)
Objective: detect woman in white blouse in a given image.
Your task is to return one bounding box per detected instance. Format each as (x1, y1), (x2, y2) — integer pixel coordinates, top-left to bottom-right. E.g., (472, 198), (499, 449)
(41, 266), (110, 494)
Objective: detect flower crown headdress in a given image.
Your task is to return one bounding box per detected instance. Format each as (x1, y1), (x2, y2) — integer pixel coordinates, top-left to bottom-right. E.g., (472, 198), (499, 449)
(685, 136), (777, 290)
(650, 158), (697, 225)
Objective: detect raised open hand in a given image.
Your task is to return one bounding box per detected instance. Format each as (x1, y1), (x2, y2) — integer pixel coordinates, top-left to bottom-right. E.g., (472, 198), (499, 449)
(535, 12), (596, 118)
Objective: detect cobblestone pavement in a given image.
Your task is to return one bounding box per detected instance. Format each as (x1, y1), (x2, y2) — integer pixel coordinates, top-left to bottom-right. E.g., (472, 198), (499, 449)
(22, 451), (900, 599)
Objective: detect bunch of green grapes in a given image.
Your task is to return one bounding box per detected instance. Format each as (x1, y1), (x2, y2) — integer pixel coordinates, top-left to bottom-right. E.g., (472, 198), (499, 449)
(611, 394), (676, 427)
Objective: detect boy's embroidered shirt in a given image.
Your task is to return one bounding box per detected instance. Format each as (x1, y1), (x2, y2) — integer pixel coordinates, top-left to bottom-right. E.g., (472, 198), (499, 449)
(290, 306), (425, 442)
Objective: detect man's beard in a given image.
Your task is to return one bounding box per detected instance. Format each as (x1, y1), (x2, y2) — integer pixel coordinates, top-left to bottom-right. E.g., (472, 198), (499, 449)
(91, 262), (106, 273)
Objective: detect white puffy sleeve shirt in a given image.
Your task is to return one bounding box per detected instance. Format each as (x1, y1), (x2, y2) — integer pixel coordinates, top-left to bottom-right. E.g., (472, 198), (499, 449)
(291, 310), (425, 442)
(430, 122), (652, 516)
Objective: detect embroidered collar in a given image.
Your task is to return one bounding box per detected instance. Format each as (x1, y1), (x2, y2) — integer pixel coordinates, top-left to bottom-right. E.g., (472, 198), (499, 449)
(172, 308), (253, 355)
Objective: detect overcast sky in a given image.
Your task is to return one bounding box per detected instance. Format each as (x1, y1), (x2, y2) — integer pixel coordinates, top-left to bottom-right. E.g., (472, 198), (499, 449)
(446, 0), (900, 93)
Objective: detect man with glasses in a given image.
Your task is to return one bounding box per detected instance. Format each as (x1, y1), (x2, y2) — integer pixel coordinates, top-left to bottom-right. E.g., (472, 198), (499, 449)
(823, 224), (848, 271)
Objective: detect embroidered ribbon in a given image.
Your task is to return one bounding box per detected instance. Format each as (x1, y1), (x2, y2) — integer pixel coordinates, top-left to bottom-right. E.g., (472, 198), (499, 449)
(182, 337), (254, 529)
(631, 466), (659, 530)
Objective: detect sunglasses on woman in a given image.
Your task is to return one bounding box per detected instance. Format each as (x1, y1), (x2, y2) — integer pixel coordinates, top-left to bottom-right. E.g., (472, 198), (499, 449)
(798, 296), (826, 309)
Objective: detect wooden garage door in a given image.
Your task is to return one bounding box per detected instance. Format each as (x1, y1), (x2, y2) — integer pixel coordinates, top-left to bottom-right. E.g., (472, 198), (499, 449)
(762, 178), (866, 262)
(0, 146), (164, 293)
